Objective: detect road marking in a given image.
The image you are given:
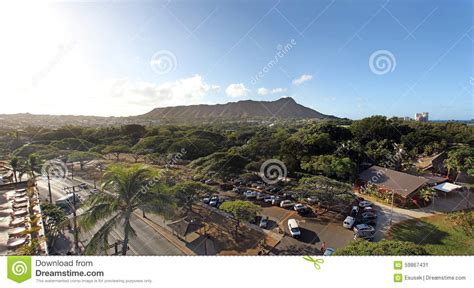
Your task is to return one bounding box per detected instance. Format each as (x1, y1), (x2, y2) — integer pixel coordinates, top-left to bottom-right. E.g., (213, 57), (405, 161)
(278, 210), (296, 225)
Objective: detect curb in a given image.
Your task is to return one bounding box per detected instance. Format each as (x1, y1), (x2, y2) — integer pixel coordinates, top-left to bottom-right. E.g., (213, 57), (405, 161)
(134, 212), (196, 256)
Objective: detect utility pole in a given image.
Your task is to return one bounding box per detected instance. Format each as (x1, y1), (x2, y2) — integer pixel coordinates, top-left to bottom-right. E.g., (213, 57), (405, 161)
(65, 184), (80, 254)
(72, 186), (79, 254)
(390, 191), (394, 225)
(47, 173), (52, 203)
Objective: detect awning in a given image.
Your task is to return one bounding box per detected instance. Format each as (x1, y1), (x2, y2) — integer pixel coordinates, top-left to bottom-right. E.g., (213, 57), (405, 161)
(433, 182), (462, 193)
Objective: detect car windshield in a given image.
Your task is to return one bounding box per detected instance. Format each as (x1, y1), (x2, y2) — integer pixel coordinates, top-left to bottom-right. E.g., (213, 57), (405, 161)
(291, 228), (300, 233)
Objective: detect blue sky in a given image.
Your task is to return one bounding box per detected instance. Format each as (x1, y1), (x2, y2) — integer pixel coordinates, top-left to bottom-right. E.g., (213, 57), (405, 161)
(0, 0), (472, 119)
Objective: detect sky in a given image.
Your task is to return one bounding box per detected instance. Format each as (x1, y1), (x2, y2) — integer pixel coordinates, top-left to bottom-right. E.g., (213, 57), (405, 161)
(0, 0), (472, 120)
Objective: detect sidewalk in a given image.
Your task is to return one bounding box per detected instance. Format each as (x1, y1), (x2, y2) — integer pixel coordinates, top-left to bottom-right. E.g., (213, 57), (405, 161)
(136, 212), (195, 255)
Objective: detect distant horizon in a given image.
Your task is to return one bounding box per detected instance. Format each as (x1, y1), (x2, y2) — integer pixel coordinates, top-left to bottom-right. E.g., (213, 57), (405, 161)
(0, 96), (471, 122)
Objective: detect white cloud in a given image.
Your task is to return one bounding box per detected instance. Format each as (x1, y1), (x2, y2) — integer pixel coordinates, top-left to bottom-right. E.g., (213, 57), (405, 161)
(257, 87), (269, 95)
(292, 74), (313, 86)
(271, 87), (287, 94)
(225, 83), (249, 98)
(109, 74), (220, 108)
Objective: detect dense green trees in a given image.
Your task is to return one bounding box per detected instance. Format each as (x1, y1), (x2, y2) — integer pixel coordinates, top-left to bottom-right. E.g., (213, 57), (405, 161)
(67, 151), (103, 170)
(1, 118), (472, 185)
(333, 239), (429, 255)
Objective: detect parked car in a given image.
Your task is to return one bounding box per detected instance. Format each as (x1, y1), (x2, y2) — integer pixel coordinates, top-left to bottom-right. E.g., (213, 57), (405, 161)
(268, 187), (281, 193)
(259, 216), (269, 228)
(256, 192), (266, 200)
(353, 224), (375, 234)
(343, 216), (356, 229)
(362, 211), (377, 219)
(280, 200), (295, 209)
(209, 196), (219, 207)
(271, 196), (282, 206)
(263, 195), (274, 203)
(358, 200), (373, 208)
(297, 206), (311, 216)
(287, 218), (301, 238)
(79, 183), (88, 189)
(354, 232), (374, 241)
(350, 205), (359, 217)
(360, 217), (377, 226)
(244, 190), (257, 198)
(89, 188), (99, 194)
(202, 197), (211, 204)
(294, 203), (305, 211)
(306, 196), (318, 204)
(323, 248), (335, 256)
(363, 206), (375, 213)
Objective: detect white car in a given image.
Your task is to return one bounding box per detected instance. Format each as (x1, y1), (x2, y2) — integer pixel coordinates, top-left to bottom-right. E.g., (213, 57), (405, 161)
(293, 203), (305, 211)
(244, 191), (257, 198)
(256, 192), (266, 200)
(343, 216), (356, 229)
(306, 196), (318, 204)
(287, 218), (301, 237)
(364, 206), (375, 213)
(359, 200), (373, 208)
(263, 195), (274, 203)
(280, 200), (295, 209)
(353, 224), (375, 234)
(323, 248), (335, 256)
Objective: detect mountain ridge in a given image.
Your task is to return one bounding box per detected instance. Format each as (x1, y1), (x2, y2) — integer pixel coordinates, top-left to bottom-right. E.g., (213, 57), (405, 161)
(141, 97), (337, 120)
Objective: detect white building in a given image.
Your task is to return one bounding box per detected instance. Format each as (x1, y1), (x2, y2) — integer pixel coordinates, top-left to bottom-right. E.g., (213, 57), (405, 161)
(415, 112), (429, 122)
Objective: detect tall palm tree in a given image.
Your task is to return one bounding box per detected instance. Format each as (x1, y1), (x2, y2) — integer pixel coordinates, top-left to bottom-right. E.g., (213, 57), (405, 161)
(444, 155), (460, 181)
(10, 157), (19, 183)
(79, 164), (175, 255)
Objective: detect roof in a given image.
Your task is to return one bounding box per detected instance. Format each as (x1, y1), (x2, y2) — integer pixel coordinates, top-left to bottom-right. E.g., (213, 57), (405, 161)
(167, 218), (203, 238)
(433, 182), (462, 193)
(422, 174), (449, 185)
(415, 152), (447, 170)
(359, 166), (428, 198)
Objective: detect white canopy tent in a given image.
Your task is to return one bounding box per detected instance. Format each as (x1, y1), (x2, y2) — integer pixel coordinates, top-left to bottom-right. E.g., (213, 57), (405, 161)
(433, 182), (462, 193)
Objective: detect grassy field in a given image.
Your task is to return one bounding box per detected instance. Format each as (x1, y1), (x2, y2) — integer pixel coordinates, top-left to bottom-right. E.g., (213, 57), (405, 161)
(388, 212), (474, 255)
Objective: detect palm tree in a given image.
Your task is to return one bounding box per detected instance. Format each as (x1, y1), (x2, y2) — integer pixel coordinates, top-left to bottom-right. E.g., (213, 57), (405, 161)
(10, 157), (19, 183)
(444, 154), (460, 181)
(79, 164), (175, 255)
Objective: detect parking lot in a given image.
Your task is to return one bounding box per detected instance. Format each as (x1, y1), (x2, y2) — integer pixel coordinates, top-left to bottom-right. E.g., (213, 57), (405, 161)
(260, 205), (354, 254)
(206, 184), (382, 255)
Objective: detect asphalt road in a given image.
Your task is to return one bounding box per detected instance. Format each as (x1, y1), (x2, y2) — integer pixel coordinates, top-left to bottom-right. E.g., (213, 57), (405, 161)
(36, 177), (184, 256)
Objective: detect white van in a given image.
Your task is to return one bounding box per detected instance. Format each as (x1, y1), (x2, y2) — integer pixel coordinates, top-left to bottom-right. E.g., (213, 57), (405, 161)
(287, 218), (301, 238)
(55, 194), (80, 211)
